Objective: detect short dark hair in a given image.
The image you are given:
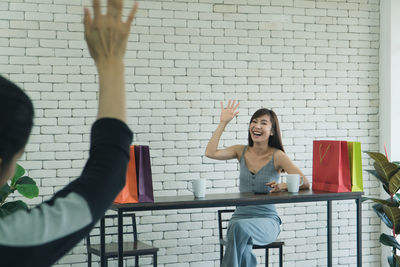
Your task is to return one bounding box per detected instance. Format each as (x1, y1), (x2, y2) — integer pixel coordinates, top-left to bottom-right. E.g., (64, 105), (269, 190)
(247, 108), (284, 152)
(0, 76), (34, 168)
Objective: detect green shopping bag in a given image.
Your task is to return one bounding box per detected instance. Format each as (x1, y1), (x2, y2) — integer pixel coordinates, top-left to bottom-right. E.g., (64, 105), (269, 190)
(348, 142), (363, 192)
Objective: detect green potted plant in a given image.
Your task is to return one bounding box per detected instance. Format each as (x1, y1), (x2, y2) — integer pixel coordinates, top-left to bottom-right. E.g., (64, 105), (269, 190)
(364, 151), (400, 266)
(0, 163), (39, 217)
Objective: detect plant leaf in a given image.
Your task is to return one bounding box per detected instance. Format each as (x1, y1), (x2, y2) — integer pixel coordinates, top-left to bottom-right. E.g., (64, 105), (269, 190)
(393, 162), (400, 168)
(16, 183), (39, 199)
(1, 200), (28, 213)
(388, 255), (397, 267)
(365, 151), (389, 163)
(380, 233), (400, 250)
(385, 162), (400, 178)
(365, 151), (398, 186)
(0, 183), (12, 203)
(16, 176), (36, 185)
(383, 205), (400, 234)
(396, 254), (400, 266)
(390, 170), (400, 195)
(373, 204), (393, 229)
(15, 176), (39, 199)
(362, 197), (399, 207)
(384, 184), (392, 195)
(374, 161), (399, 187)
(10, 164), (25, 187)
(366, 169), (389, 187)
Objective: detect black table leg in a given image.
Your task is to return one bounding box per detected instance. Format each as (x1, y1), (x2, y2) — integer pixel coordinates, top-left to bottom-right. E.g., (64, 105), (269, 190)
(356, 197), (362, 267)
(327, 200), (332, 267)
(100, 217), (106, 267)
(118, 210), (123, 267)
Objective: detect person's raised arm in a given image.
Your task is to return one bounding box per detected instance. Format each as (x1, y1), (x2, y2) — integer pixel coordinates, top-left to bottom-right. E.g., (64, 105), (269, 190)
(0, 2), (138, 266)
(205, 100), (241, 160)
(84, 0), (138, 122)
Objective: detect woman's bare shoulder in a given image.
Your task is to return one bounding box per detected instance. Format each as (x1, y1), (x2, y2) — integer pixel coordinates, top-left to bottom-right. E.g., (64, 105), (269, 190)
(274, 148), (286, 157)
(231, 144), (246, 160)
(273, 149), (288, 162)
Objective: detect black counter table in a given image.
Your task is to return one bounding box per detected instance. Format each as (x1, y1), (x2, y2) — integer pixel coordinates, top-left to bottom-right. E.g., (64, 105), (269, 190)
(106, 190), (363, 267)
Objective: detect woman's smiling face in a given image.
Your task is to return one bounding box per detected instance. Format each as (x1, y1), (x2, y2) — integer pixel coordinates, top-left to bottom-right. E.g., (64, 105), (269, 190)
(249, 114), (273, 143)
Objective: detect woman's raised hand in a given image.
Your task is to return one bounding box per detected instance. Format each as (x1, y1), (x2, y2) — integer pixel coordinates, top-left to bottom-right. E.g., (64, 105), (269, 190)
(84, 0), (138, 64)
(220, 100), (239, 124)
(84, 0), (138, 122)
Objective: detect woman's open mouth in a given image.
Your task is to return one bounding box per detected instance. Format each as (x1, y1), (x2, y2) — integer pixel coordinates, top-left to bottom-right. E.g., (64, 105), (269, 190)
(252, 131), (262, 137)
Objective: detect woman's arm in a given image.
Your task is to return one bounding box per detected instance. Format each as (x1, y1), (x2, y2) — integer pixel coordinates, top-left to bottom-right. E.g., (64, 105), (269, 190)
(205, 100), (241, 160)
(84, 0), (138, 122)
(0, 2), (138, 266)
(267, 150), (310, 192)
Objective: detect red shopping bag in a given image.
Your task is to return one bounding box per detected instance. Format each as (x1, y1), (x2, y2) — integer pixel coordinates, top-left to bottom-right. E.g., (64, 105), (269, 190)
(134, 145), (154, 203)
(114, 146), (139, 203)
(312, 140), (352, 192)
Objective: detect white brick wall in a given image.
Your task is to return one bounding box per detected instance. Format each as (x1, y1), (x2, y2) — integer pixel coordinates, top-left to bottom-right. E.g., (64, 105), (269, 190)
(1, 0), (381, 266)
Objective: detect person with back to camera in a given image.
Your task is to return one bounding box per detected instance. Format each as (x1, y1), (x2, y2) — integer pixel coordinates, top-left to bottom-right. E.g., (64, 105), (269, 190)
(0, 1), (138, 266)
(205, 100), (310, 267)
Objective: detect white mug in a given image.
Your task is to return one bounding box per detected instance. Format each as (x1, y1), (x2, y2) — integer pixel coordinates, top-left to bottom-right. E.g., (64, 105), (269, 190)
(189, 179), (206, 198)
(286, 174), (303, 193)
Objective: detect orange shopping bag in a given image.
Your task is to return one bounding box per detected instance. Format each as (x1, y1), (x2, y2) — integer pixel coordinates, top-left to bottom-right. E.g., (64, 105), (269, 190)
(114, 145), (139, 203)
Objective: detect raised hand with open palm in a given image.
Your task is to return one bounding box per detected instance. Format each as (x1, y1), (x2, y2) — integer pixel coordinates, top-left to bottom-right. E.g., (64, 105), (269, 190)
(220, 100), (240, 124)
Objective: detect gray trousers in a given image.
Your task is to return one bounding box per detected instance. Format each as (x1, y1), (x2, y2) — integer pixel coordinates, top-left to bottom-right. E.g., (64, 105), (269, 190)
(221, 217), (281, 267)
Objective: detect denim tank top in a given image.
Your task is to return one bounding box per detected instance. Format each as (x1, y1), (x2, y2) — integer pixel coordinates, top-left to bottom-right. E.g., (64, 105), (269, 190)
(232, 146), (281, 223)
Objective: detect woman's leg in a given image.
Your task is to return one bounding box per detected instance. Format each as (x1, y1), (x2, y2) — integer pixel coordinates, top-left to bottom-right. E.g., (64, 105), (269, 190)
(221, 217), (280, 267)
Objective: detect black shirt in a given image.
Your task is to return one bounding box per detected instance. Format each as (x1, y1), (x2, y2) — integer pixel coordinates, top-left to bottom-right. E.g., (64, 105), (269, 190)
(0, 118), (133, 267)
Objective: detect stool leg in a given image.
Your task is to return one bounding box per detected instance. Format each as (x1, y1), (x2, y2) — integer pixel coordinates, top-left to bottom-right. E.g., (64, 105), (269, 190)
(153, 252), (157, 267)
(220, 245), (224, 265)
(279, 245), (283, 267)
(265, 248), (269, 267)
(135, 256), (139, 267)
(87, 253), (91, 267)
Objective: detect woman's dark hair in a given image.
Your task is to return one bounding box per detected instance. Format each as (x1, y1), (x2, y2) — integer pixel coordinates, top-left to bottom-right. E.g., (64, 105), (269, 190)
(248, 108), (284, 152)
(0, 76), (34, 169)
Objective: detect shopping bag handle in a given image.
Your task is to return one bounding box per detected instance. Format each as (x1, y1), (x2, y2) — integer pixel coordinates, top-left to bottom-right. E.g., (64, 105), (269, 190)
(319, 144), (331, 163)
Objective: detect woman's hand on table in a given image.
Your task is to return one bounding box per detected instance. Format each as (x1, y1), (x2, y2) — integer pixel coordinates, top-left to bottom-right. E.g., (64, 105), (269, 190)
(266, 181), (287, 193)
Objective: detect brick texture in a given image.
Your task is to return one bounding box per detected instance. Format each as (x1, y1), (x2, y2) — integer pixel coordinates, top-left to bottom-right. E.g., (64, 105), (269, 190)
(1, 0), (380, 266)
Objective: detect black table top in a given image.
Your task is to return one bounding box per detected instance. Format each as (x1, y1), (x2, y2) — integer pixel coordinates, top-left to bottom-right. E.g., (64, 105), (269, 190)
(110, 190), (363, 212)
